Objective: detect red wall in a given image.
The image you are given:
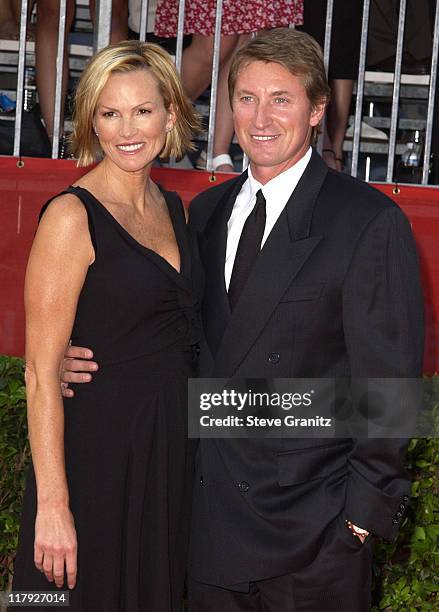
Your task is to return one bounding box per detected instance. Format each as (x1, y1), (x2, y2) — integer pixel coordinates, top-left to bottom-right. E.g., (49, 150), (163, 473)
(0, 157), (437, 372)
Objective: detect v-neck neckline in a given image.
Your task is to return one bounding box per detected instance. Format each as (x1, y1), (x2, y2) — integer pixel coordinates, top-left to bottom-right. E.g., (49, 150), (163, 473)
(70, 185), (186, 278)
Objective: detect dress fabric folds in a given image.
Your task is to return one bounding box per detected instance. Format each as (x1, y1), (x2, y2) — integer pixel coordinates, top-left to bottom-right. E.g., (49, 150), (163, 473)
(12, 185), (199, 612)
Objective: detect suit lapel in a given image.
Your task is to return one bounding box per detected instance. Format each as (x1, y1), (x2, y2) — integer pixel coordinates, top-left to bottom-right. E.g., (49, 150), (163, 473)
(199, 172), (248, 358)
(212, 150), (328, 377)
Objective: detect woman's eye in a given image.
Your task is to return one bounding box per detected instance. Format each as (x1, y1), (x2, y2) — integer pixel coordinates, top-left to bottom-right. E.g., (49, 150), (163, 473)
(102, 111), (116, 118)
(138, 108), (151, 115)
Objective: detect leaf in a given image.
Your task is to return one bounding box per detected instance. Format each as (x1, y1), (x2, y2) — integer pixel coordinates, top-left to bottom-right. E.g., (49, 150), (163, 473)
(408, 439), (418, 452)
(425, 525), (439, 539)
(415, 460), (431, 468)
(411, 481), (420, 495)
(379, 594), (392, 608)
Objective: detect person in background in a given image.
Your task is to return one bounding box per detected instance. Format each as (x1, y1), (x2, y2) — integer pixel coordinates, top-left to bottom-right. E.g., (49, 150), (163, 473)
(154, 0), (303, 172)
(298, 0), (364, 171)
(12, 39), (201, 610)
(34, 0), (75, 147)
(35, 0), (128, 147)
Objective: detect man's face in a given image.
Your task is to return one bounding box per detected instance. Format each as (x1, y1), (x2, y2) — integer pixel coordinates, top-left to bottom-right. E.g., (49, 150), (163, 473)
(232, 61), (325, 184)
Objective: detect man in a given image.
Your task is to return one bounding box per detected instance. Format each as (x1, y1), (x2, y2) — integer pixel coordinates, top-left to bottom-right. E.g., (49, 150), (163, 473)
(64, 29), (423, 611)
(185, 29), (423, 611)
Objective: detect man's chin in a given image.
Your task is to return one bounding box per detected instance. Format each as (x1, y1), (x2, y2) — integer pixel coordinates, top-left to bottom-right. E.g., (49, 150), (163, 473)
(245, 152), (282, 169)
(247, 154), (289, 173)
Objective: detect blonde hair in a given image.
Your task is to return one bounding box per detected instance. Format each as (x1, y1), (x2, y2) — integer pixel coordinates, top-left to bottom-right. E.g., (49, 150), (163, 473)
(229, 28), (331, 143)
(71, 40), (202, 166)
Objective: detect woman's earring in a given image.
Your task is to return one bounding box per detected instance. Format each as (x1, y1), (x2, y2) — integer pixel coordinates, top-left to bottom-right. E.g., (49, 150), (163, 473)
(94, 127), (99, 136)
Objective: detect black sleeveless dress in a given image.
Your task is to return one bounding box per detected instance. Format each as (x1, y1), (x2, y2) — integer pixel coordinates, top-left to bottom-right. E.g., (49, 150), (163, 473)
(12, 186), (199, 611)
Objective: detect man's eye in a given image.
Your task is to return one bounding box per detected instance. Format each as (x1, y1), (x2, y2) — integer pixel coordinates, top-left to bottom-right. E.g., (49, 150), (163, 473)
(274, 97), (288, 104)
(241, 96), (254, 103)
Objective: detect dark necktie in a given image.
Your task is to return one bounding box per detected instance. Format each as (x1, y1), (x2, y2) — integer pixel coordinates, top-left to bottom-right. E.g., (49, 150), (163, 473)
(228, 189), (266, 310)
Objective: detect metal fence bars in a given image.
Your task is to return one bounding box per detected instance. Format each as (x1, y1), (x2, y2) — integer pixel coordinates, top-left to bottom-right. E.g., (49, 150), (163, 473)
(7, 0), (439, 185)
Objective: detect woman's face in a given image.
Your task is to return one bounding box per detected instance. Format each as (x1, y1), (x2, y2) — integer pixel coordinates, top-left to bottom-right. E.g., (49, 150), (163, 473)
(94, 69), (175, 172)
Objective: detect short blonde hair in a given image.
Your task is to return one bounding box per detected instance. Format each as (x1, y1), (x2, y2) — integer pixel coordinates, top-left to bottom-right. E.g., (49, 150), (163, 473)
(71, 40), (202, 166)
(229, 29), (331, 143)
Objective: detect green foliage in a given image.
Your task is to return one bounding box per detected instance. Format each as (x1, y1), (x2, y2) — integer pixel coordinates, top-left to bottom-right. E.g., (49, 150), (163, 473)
(372, 376), (439, 611)
(0, 356), (29, 591)
(0, 357), (438, 609)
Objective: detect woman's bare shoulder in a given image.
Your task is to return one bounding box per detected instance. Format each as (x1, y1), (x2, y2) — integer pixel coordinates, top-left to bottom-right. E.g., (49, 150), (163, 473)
(36, 192), (95, 264)
(40, 192), (89, 230)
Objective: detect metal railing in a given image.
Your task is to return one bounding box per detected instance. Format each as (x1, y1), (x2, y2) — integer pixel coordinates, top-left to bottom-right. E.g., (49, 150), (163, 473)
(5, 0), (439, 186)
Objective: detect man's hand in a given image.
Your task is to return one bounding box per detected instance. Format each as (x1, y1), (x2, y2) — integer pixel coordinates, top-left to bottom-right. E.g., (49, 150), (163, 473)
(61, 345), (98, 398)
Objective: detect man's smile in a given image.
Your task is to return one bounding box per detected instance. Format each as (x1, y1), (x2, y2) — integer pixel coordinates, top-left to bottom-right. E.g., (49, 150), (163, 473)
(251, 135), (280, 142)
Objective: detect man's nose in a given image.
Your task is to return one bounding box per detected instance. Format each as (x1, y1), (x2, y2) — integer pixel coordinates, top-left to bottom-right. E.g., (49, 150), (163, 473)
(253, 102), (272, 130)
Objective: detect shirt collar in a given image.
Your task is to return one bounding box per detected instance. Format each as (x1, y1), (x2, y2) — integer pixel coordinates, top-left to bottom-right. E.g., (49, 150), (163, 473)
(247, 146), (312, 203)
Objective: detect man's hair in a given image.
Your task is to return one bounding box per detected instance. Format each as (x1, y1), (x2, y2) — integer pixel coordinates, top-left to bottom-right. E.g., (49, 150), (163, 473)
(228, 28), (331, 142)
(71, 40), (202, 166)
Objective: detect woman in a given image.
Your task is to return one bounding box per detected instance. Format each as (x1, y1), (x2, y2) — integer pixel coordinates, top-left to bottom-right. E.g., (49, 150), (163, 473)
(12, 40), (201, 611)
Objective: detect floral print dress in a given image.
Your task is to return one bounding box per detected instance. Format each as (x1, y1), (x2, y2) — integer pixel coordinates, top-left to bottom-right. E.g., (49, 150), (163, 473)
(154, 0), (303, 37)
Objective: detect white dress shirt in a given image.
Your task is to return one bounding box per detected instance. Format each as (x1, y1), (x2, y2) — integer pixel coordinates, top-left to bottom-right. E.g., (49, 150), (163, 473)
(224, 147), (312, 290)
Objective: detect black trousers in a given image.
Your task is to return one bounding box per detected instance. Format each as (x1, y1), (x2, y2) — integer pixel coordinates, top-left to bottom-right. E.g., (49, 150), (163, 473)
(187, 515), (374, 612)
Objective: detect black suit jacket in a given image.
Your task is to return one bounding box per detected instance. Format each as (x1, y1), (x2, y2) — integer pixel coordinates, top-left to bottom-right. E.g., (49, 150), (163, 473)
(187, 150), (424, 588)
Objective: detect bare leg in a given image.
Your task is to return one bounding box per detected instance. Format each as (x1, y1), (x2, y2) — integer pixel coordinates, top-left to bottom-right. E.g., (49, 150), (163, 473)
(181, 34), (239, 101)
(8, 0), (35, 40)
(11, 0), (36, 41)
(181, 34), (242, 171)
(322, 130), (337, 170)
(35, 0), (75, 141)
(108, 0), (128, 43)
(213, 34), (250, 172)
(89, 0), (128, 44)
(0, 0), (18, 40)
(211, 60), (235, 171)
(325, 79), (354, 171)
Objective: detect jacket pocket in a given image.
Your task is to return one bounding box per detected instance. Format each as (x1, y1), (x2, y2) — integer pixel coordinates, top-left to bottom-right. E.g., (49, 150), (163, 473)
(277, 440), (351, 486)
(279, 283), (325, 303)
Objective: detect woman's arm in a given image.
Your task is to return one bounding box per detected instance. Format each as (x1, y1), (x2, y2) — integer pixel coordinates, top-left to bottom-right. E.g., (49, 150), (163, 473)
(24, 194), (94, 589)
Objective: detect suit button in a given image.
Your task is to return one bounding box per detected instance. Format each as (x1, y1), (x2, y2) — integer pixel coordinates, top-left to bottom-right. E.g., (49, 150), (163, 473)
(403, 495), (409, 502)
(268, 352), (280, 364)
(200, 476), (204, 486)
(238, 481), (250, 493)
(392, 518), (398, 524)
